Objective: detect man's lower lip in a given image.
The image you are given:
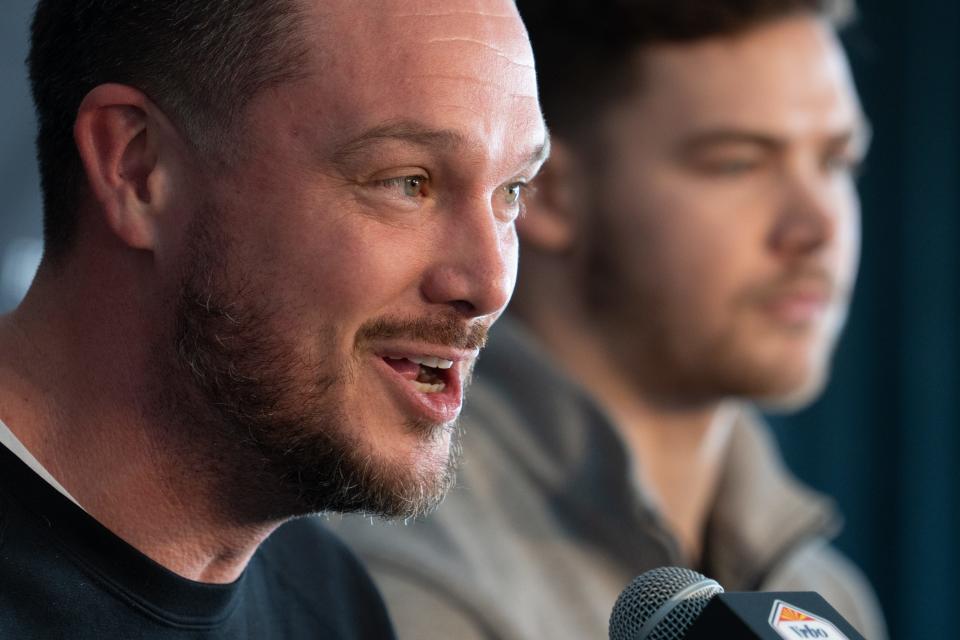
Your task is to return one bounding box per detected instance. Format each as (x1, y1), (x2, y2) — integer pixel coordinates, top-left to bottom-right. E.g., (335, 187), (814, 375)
(373, 358), (463, 423)
(762, 297), (829, 324)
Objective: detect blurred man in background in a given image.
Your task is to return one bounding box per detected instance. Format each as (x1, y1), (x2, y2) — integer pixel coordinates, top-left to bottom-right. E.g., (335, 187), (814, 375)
(335, 0), (887, 638)
(0, 0), (546, 636)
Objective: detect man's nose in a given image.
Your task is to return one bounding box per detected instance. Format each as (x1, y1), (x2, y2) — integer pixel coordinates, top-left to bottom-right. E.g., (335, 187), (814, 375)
(419, 197), (517, 319)
(769, 171), (846, 259)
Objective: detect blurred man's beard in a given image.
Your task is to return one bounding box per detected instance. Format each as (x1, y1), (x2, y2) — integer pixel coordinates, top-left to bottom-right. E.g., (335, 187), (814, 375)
(152, 212), (461, 524)
(580, 200), (841, 409)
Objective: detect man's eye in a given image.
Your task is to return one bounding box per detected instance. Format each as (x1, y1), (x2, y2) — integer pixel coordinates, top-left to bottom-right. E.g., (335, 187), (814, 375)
(378, 175), (428, 197)
(402, 175), (427, 197)
(705, 158), (760, 175)
(823, 153), (864, 177)
(503, 182), (530, 206)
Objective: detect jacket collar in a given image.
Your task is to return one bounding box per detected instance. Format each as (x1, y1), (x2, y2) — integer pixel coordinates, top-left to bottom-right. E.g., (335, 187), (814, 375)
(703, 409), (840, 589)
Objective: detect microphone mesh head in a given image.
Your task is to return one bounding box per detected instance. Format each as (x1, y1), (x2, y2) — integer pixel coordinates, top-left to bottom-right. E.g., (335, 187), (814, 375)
(608, 567), (724, 640)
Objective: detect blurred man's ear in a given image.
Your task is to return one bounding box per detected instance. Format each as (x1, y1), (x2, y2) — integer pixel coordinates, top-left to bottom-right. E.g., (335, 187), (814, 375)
(517, 140), (583, 254)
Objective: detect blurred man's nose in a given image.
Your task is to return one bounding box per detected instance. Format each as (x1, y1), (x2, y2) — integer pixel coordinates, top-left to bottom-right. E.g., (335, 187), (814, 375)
(769, 167), (850, 260)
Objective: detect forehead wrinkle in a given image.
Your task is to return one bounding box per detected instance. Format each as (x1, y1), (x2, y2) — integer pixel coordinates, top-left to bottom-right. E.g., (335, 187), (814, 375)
(392, 11), (516, 19)
(387, 2), (533, 61)
(414, 74), (539, 103)
(426, 37), (534, 69)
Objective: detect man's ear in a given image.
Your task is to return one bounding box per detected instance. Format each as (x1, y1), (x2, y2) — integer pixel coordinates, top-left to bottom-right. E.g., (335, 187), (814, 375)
(516, 140), (583, 254)
(73, 83), (172, 251)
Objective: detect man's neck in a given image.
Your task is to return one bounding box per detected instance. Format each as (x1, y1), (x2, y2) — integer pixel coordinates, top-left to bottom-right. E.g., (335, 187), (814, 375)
(610, 395), (738, 565)
(0, 273), (277, 584)
(521, 313), (738, 564)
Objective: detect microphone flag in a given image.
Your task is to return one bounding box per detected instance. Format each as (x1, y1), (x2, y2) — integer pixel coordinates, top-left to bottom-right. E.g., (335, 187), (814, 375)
(683, 592), (864, 639)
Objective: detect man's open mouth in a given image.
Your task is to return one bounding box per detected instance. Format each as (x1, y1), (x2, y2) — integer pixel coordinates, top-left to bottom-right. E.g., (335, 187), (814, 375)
(383, 355), (454, 393)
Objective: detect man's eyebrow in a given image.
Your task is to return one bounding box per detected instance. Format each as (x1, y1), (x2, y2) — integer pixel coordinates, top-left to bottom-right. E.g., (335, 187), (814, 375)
(679, 130), (785, 154)
(332, 121), (469, 167)
(526, 134), (551, 173)
(332, 120), (551, 173)
(679, 119), (873, 155)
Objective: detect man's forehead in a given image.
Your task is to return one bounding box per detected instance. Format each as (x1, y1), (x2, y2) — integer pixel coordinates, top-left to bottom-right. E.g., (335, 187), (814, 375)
(280, 0), (544, 168)
(294, 0), (537, 102)
(619, 17), (861, 140)
(640, 18), (855, 101)
(304, 0), (530, 54)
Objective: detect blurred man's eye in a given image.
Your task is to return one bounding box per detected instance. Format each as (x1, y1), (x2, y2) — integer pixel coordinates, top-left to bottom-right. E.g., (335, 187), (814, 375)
(823, 152), (865, 177)
(704, 158), (762, 175)
(688, 154), (766, 177)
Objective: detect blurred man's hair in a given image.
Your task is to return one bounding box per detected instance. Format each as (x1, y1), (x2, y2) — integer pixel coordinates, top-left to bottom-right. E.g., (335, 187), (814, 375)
(28, 1), (308, 259)
(517, 0), (855, 145)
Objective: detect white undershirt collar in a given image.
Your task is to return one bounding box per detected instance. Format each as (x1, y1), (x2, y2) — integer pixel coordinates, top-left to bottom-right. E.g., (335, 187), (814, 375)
(0, 418), (84, 509)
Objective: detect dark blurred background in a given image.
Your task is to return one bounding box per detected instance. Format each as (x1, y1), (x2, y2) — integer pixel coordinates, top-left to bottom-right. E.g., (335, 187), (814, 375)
(766, 1), (959, 638)
(0, 1), (955, 637)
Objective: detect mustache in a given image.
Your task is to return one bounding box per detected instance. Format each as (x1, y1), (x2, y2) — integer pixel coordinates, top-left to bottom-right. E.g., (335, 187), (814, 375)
(355, 314), (490, 351)
(740, 266), (842, 305)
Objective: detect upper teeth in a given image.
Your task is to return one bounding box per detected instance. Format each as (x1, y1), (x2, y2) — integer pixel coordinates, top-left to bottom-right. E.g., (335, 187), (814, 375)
(408, 355), (454, 370)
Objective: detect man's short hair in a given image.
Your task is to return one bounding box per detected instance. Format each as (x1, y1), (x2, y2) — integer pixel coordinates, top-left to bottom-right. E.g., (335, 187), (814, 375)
(517, 0), (856, 145)
(28, 1), (308, 258)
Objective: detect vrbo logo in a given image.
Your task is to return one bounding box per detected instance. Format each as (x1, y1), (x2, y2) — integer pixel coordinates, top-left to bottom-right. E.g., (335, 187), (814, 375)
(786, 625), (829, 638)
(768, 601), (850, 640)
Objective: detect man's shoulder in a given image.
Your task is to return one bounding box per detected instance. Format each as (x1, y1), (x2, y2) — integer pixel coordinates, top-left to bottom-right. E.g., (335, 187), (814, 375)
(0, 474), (106, 634)
(0, 471), (396, 639)
(329, 498), (637, 640)
(709, 413), (888, 639)
(707, 411), (841, 586)
(761, 538), (888, 640)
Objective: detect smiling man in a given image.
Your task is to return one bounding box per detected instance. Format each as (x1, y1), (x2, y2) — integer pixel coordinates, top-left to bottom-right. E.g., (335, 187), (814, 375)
(0, 0), (546, 637)
(334, 1), (887, 639)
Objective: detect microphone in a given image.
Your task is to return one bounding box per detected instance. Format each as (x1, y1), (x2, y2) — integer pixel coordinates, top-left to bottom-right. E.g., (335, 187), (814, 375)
(609, 567), (865, 640)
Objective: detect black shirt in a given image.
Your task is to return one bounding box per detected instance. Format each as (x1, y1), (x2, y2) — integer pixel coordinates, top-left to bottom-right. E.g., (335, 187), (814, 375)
(0, 445), (396, 639)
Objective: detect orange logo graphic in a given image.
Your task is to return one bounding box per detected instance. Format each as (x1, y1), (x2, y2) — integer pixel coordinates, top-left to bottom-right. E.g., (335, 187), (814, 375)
(777, 606), (817, 623)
